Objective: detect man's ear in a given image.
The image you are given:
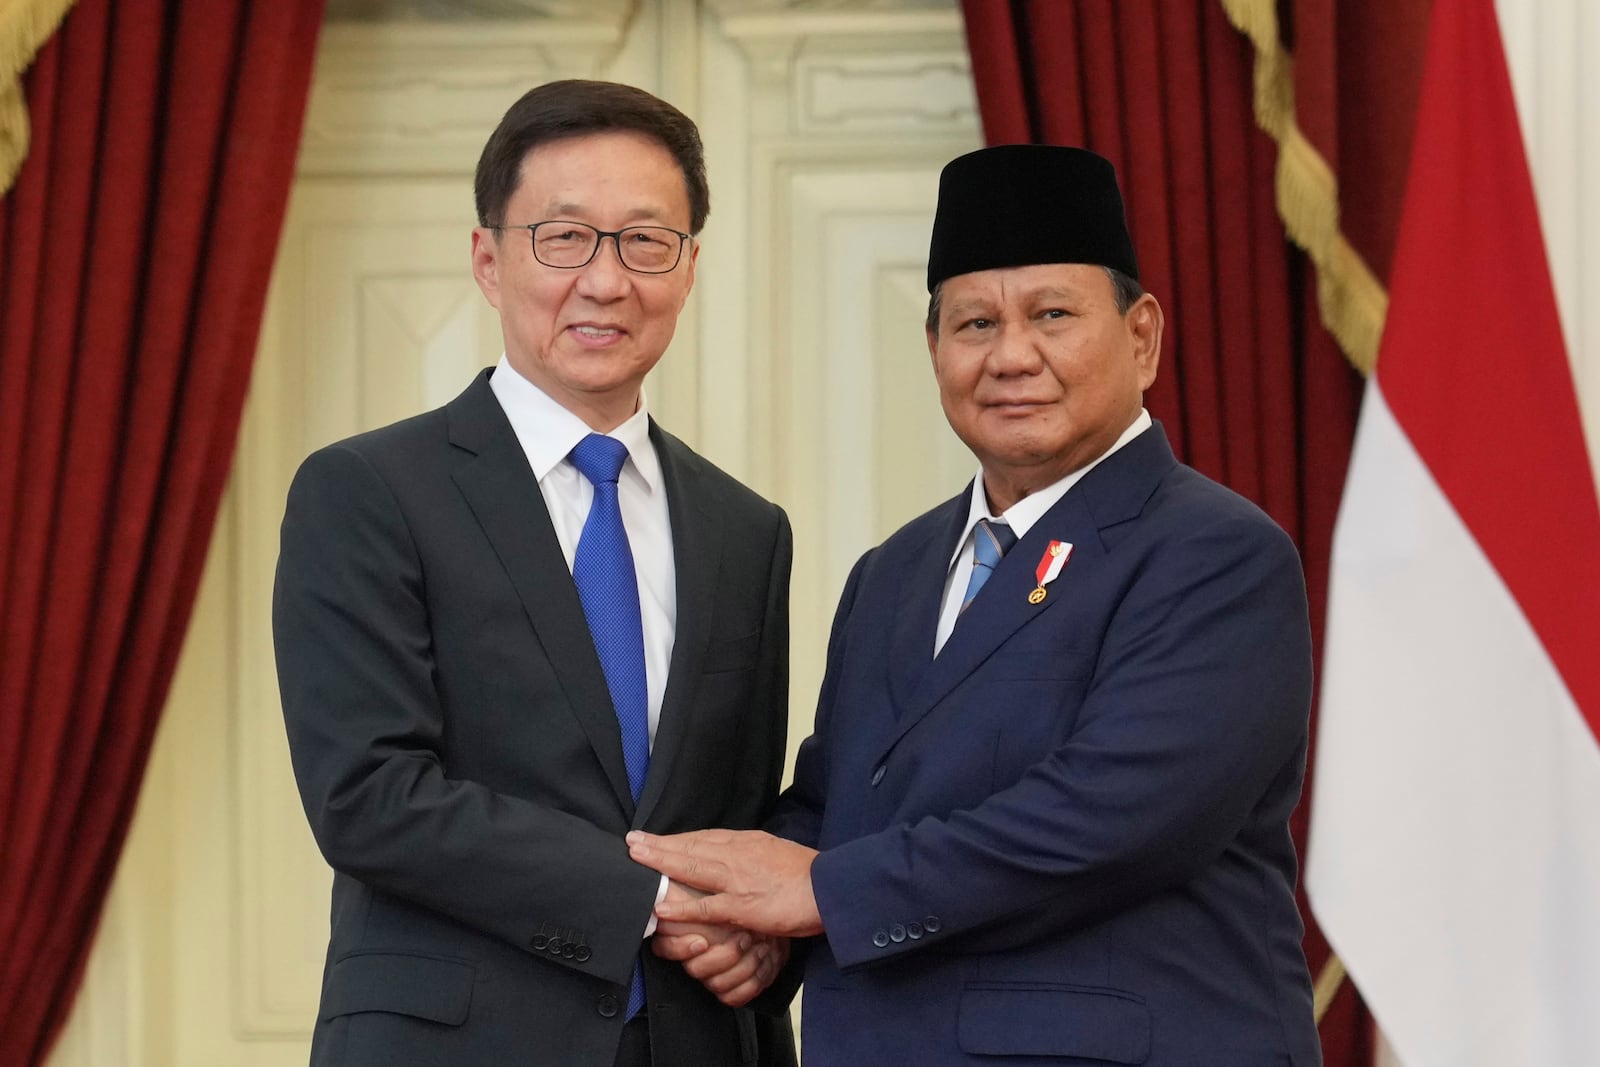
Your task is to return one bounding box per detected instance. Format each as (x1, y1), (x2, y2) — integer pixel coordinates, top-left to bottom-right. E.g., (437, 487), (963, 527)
(1127, 293), (1164, 391)
(470, 227), (502, 309)
(677, 238), (700, 311)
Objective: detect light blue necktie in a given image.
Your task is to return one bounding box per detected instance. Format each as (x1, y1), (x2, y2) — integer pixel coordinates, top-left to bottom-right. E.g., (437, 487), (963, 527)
(961, 519), (1017, 611)
(568, 433), (649, 1020)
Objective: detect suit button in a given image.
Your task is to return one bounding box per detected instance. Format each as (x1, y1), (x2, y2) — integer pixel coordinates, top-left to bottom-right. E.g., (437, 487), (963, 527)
(531, 934), (548, 950)
(872, 929), (890, 948)
(924, 915), (942, 933)
(889, 924), (906, 943)
(562, 942), (577, 958)
(548, 940), (565, 955)
(907, 921), (924, 940)
(597, 993), (620, 1018)
(870, 764), (885, 786)
(575, 945), (592, 962)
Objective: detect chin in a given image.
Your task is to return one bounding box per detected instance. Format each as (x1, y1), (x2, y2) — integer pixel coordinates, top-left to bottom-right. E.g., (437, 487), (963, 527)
(982, 421), (1059, 453)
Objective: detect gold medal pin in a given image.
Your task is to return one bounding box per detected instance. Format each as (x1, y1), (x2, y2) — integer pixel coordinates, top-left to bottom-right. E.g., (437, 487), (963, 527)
(1029, 541), (1073, 604)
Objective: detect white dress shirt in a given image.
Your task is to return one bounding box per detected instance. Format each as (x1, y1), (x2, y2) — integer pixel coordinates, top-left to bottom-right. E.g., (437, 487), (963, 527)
(489, 356), (677, 930)
(489, 355), (676, 746)
(934, 409), (1153, 656)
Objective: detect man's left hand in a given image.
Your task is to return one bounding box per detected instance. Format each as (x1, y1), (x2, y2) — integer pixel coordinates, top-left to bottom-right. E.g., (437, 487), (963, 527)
(652, 921), (789, 1007)
(626, 829), (824, 937)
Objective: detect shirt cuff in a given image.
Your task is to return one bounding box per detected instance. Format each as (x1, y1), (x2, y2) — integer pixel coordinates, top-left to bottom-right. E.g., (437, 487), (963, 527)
(643, 875), (669, 938)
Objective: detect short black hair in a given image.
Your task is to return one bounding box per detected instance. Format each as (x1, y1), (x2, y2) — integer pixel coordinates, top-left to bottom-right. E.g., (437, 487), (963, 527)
(925, 266), (1145, 334)
(473, 79), (709, 233)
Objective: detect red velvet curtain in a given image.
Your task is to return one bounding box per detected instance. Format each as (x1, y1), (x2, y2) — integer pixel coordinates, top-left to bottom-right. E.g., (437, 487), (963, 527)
(1286, 0), (1431, 291)
(0, 0), (324, 1061)
(959, 1), (1367, 1062)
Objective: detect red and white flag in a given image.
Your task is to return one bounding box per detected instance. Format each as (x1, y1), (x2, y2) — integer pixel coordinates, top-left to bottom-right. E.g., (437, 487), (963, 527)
(1306, 1), (1600, 1064)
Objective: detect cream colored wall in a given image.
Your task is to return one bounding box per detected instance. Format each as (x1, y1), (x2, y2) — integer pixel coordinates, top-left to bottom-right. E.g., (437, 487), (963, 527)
(47, 2), (979, 1063)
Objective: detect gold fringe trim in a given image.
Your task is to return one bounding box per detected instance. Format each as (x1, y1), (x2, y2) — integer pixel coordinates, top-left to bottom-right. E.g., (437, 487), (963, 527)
(1312, 952), (1347, 1025)
(0, 0), (81, 197)
(1221, 0), (1364, 1026)
(1217, 0), (1388, 377)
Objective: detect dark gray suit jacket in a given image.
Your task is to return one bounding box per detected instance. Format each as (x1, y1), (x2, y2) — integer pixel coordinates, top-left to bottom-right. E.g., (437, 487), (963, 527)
(274, 369), (795, 1067)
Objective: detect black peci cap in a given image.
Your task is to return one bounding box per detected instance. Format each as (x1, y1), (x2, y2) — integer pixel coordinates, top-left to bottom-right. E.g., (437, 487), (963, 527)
(926, 144), (1139, 291)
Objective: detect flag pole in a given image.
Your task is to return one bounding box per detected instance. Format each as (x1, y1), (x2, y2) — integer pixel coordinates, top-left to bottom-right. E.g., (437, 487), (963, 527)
(1312, 953), (1346, 1025)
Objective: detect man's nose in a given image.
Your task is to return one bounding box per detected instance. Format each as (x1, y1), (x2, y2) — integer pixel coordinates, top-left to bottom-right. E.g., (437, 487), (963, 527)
(989, 321), (1042, 374)
(575, 235), (632, 299)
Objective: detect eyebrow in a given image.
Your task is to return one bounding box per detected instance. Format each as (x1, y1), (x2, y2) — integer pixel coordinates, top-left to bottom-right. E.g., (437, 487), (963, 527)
(944, 297), (997, 317)
(944, 286), (1086, 316)
(1023, 286), (1085, 302)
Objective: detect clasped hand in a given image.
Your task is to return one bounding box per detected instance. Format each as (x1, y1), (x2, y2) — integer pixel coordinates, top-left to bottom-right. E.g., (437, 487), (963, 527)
(630, 829), (824, 1007)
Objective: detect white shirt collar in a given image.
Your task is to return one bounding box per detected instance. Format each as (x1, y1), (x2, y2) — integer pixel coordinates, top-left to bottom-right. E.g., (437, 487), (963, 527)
(488, 354), (662, 493)
(947, 408), (1153, 569)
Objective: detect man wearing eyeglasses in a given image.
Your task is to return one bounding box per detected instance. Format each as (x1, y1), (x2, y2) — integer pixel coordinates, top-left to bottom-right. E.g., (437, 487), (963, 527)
(273, 80), (796, 1067)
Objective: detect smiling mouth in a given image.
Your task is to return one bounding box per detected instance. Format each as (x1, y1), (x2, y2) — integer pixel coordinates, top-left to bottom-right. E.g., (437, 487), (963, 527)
(985, 399), (1049, 410)
(571, 325), (623, 339)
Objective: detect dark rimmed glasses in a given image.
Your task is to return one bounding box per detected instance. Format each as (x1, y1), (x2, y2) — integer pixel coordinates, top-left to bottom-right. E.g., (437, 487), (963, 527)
(495, 220), (692, 274)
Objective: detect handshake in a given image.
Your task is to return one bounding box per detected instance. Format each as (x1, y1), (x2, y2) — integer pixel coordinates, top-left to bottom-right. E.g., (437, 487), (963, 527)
(627, 829), (824, 1008)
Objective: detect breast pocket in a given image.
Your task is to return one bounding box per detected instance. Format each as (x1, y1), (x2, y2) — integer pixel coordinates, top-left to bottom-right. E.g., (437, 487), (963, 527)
(701, 631), (760, 674)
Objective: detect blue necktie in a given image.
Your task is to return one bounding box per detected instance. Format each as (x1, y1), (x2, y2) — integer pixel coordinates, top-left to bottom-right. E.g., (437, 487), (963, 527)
(961, 519), (1017, 611)
(568, 433), (649, 1020)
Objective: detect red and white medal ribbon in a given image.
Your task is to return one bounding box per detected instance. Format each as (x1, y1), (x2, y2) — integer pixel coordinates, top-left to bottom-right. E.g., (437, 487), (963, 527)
(1028, 541), (1072, 604)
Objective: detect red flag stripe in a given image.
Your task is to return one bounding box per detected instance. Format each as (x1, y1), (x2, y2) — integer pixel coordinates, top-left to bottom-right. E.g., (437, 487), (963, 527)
(1375, 0), (1600, 740)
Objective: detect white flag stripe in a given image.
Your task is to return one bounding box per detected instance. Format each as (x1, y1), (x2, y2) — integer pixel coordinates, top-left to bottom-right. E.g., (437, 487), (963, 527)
(1309, 385), (1600, 1066)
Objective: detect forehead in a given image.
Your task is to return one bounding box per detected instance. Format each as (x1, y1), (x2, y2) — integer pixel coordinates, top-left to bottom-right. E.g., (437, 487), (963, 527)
(512, 130), (690, 225)
(941, 262), (1111, 306)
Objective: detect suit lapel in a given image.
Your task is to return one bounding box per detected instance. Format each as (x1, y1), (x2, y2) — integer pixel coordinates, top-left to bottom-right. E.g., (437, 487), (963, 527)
(634, 424), (719, 827)
(885, 492), (1100, 755)
(446, 371), (635, 816)
(886, 492), (972, 712)
(875, 424), (1178, 764)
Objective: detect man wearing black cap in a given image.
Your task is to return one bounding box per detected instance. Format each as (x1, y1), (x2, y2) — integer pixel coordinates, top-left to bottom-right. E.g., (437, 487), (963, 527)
(628, 145), (1321, 1065)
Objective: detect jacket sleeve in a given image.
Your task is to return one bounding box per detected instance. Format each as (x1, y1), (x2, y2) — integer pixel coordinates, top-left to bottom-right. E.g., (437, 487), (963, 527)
(273, 443), (659, 986)
(808, 513), (1313, 971)
(725, 508), (794, 832)
(766, 550), (870, 850)
(752, 549), (871, 1010)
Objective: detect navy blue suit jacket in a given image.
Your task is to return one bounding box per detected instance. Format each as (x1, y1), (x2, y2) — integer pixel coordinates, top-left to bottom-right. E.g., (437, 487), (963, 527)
(771, 424), (1320, 1066)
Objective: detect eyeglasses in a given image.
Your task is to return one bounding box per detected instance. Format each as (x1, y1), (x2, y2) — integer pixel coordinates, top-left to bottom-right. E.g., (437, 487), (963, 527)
(495, 220), (692, 274)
